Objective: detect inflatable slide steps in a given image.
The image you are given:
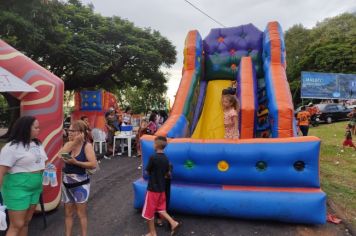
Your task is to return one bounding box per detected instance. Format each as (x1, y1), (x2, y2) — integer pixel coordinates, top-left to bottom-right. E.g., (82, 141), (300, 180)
(255, 78), (272, 138)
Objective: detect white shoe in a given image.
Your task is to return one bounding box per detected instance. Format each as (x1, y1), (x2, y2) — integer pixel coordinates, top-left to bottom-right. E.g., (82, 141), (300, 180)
(104, 155), (111, 160)
(137, 165), (142, 169)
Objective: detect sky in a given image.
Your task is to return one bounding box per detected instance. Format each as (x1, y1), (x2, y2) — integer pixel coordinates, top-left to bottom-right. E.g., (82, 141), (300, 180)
(81, 0), (356, 101)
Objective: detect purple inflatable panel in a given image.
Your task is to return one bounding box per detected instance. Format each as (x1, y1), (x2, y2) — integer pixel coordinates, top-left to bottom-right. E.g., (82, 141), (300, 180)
(204, 24), (263, 56)
(190, 80), (207, 134)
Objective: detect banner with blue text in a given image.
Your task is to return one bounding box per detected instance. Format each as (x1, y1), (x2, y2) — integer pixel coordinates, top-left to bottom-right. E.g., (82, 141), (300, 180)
(301, 71), (356, 99)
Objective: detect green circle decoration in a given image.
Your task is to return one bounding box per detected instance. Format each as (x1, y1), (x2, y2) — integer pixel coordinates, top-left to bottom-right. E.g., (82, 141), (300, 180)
(256, 161), (267, 171)
(184, 160), (195, 169)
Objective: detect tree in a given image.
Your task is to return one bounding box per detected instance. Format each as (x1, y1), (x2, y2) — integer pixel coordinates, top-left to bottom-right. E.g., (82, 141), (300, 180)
(285, 13), (356, 105)
(117, 72), (169, 114)
(285, 24), (311, 102)
(0, 0), (176, 92)
(0, 0), (176, 135)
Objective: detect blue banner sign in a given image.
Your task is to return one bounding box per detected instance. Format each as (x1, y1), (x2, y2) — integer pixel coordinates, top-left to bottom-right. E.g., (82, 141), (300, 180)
(301, 71), (356, 99)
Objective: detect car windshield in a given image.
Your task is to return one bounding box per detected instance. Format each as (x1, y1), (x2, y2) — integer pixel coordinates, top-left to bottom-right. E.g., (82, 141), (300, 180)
(337, 105), (348, 110)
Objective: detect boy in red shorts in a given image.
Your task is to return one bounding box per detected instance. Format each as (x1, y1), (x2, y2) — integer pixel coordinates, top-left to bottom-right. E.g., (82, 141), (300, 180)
(343, 124), (356, 150)
(142, 136), (180, 236)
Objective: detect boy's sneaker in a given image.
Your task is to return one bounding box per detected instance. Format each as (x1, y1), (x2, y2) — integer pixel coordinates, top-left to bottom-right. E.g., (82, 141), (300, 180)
(104, 155), (111, 160)
(137, 164), (142, 170)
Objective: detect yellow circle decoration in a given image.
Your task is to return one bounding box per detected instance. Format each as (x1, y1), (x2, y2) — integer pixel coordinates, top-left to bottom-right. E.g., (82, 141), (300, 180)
(217, 160), (229, 172)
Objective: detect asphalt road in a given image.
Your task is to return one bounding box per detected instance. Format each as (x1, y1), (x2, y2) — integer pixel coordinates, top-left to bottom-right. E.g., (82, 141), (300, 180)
(28, 156), (352, 236)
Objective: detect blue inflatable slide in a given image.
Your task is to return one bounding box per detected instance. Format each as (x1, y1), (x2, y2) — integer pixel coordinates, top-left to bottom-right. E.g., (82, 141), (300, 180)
(133, 22), (326, 224)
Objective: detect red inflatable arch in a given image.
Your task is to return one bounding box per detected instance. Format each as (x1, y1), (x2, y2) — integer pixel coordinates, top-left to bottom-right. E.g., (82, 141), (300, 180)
(0, 40), (64, 211)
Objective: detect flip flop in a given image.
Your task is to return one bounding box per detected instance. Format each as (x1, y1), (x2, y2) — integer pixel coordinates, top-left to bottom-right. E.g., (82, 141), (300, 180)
(171, 222), (181, 236)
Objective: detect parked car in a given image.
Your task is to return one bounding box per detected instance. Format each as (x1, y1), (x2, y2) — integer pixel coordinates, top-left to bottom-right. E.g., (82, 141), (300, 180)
(347, 104), (356, 110)
(294, 103), (351, 124)
(316, 104), (351, 124)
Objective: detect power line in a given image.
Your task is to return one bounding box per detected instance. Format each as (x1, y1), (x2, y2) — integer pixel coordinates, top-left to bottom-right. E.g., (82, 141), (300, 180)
(183, 0), (226, 27)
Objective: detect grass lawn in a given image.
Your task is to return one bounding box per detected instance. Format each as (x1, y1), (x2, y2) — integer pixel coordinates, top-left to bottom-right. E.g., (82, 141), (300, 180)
(309, 121), (356, 226)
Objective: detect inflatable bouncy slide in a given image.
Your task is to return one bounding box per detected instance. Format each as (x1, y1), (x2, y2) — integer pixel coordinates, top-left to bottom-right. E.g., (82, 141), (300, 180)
(133, 22), (326, 224)
(0, 40), (64, 211)
(72, 90), (120, 130)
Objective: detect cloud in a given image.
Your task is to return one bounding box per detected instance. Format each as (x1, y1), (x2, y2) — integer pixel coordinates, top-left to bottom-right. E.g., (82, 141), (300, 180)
(162, 67), (182, 99)
(81, 0), (355, 100)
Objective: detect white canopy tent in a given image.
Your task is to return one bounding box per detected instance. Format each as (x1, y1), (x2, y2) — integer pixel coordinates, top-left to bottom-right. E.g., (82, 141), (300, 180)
(0, 67), (38, 93)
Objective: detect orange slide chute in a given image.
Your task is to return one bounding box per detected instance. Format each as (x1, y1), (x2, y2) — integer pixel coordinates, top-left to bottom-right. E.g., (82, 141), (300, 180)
(156, 30), (201, 137)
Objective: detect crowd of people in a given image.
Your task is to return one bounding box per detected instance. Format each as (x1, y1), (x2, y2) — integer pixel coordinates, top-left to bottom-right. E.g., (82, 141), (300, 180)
(0, 92), (240, 236)
(0, 105), (173, 236)
(102, 107), (168, 160)
(3, 95), (355, 235)
(296, 103), (356, 150)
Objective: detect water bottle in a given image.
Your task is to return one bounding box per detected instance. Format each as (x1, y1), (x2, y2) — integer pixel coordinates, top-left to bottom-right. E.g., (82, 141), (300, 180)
(49, 165), (58, 187)
(42, 169), (50, 185)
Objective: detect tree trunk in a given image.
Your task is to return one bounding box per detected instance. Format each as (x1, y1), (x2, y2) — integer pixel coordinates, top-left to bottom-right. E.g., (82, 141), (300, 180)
(0, 93), (20, 139)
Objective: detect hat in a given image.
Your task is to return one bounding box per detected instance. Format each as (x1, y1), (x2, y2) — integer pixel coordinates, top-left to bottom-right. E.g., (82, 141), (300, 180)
(308, 102), (313, 106)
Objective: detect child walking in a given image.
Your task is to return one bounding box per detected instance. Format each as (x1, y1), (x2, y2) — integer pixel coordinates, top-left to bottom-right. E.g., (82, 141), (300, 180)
(142, 136), (180, 236)
(222, 94), (240, 139)
(343, 124), (356, 150)
(155, 162), (173, 227)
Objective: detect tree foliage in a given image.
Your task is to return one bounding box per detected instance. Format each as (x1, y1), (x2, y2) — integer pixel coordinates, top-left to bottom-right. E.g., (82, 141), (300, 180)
(0, 0), (176, 110)
(117, 77), (168, 114)
(285, 13), (356, 105)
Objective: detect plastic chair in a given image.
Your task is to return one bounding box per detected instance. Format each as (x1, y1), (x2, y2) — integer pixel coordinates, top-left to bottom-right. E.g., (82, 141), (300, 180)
(91, 128), (107, 154)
